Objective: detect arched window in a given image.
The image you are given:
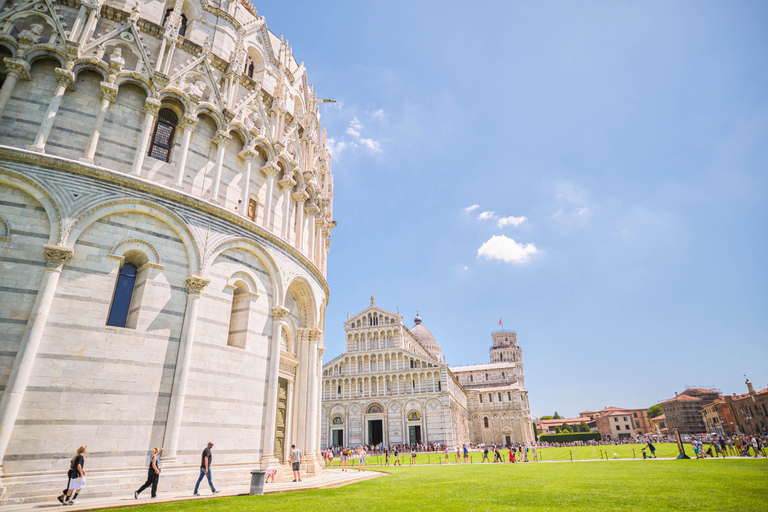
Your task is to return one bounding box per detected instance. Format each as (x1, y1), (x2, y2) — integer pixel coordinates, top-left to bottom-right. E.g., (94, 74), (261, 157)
(149, 108), (179, 162)
(162, 9), (188, 37)
(107, 263), (137, 327)
(469, 374), (473, 382)
(484, 417), (489, 428)
(502, 372), (505, 379)
(498, 393), (502, 401)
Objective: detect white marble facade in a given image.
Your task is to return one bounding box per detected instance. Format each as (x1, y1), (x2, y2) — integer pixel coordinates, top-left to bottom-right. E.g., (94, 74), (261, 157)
(0, 0), (333, 504)
(321, 301), (534, 449)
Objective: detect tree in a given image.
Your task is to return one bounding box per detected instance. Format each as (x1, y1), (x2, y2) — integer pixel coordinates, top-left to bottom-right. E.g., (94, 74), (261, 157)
(540, 415), (553, 420)
(561, 422), (571, 433)
(553, 412), (562, 419)
(647, 405), (663, 419)
(578, 421), (590, 433)
(532, 422), (539, 441)
(555, 427), (562, 434)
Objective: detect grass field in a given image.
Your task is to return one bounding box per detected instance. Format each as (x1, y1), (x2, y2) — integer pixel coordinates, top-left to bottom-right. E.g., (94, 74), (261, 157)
(325, 443), (727, 466)
(108, 459), (768, 512)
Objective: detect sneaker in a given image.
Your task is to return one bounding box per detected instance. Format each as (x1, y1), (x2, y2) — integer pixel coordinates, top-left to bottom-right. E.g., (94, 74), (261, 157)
(213, 490), (221, 494)
(298, 479), (302, 482)
(134, 491), (138, 500)
(193, 493), (200, 497)
(57, 496), (65, 504)
(292, 479), (296, 482)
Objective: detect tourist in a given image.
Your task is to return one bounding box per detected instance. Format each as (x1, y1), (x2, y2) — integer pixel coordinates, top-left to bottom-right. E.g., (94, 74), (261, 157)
(444, 445), (450, 463)
(394, 447), (401, 466)
(463, 444), (468, 463)
(385, 449), (390, 466)
(411, 448), (417, 463)
(751, 437), (760, 458)
(134, 447), (162, 499)
(194, 442), (220, 496)
(493, 445), (502, 463)
(265, 467), (277, 483)
(455, 445), (461, 464)
(532, 445), (537, 462)
(643, 440), (657, 459)
(358, 446), (366, 471)
(290, 444), (303, 482)
(328, 448), (334, 467)
(524, 445), (529, 462)
(482, 446), (490, 462)
(341, 447), (350, 471)
(57, 446), (87, 505)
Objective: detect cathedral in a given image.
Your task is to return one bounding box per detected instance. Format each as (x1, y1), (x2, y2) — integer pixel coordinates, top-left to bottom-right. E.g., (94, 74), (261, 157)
(321, 300), (534, 449)
(0, 0), (333, 503)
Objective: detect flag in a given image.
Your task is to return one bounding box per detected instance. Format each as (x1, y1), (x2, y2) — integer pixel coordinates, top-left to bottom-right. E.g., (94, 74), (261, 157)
(499, 318), (502, 326)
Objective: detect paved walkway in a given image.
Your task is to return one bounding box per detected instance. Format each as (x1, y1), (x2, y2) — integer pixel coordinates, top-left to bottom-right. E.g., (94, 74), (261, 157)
(1, 469), (383, 512)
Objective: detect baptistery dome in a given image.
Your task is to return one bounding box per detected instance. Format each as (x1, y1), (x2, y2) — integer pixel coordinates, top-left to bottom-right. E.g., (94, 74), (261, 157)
(0, 0), (334, 503)
(411, 314), (442, 361)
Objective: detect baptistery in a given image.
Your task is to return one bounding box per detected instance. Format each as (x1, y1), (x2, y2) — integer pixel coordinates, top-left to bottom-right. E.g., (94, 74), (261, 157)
(0, 0), (334, 503)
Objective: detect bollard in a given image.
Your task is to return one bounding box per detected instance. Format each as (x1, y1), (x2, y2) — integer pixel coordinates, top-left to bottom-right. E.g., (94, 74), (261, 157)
(249, 469), (266, 495)
(429, 454), (431, 464)
(570, 450), (572, 462)
(633, 449), (635, 459)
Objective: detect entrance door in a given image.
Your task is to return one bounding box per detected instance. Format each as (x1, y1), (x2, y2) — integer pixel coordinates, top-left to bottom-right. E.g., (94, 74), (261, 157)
(333, 429), (344, 447)
(274, 377), (288, 462)
(408, 425), (421, 444)
(505, 435), (512, 447)
(368, 420), (383, 445)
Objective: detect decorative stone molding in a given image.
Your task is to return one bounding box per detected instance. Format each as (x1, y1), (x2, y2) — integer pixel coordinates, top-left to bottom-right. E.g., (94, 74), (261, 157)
(3, 58), (32, 81)
(279, 361), (297, 375)
(179, 114), (199, 132)
(43, 244), (73, 271)
(271, 306), (290, 321)
(291, 191), (309, 203)
(212, 131), (231, 147)
(54, 68), (76, 91)
(260, 163), (280, 176)
(110, 238), (161, 265)
(186, 275), (210, 296)
(99, 81), (119, 103)
(142, 97), (161, 116)
(277, 174), (296, 189)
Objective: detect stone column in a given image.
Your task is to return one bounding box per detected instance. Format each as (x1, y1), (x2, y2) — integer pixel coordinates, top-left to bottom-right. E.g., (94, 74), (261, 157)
(277, 173), (295, 240)
(0, 245), (72, 467)
(209, 131), (231, 202)
(282, 379), (294, 462)
(173, 115), (198, 187)
(260, 306), (288, 467)
(79, 82), (118, 164)
(0, 58), (30, 120)
(131, 98), (161, 175)
(260, 163), (279, 229)
(79, 4), (99, 45)
(291, 192), (307, 250)
(27, 68), (75, 153)
(238, 148), (256, 217)
(293, 329), (310, 449)
(303, 331), (322, 472)
(68, 4), (88, 41)
(162, 275), (209, 462)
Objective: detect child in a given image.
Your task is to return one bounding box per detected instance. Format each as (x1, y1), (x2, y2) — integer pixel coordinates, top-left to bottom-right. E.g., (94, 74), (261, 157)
(265, 467), (276, 483)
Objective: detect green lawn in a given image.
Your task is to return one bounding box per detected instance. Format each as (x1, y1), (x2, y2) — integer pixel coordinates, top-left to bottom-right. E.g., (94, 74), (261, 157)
(327, 443), (720, 466)
(108, 459), (768, 512)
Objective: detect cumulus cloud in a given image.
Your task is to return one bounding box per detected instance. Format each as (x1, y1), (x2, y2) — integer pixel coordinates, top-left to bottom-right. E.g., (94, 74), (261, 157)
(359, 138), (382, 153)
(332, 117), (382, 157)
(369, 108), (385, 118)
(464, 204), (479, 213)
(477, 235), (538, 265)
(326, 137), (347, 157)
(497, 215), (527, 228)
(478, 211), (497, 221)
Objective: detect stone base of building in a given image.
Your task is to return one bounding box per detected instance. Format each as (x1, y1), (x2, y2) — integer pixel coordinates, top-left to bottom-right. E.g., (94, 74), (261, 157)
(0, 459), (323, 506)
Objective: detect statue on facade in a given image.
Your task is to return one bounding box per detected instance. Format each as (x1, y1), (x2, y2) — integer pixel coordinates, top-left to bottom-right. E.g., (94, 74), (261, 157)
(109, 47), (125, 72)
(187, 80), (207, 99)
(18, 23), (44, 46)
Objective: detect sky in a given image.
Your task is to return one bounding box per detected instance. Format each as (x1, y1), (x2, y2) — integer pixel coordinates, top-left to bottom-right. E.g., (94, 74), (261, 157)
(255, 1), (768, 418)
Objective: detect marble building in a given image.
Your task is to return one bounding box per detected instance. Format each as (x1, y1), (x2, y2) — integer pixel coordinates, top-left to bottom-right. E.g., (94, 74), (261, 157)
(320, 300), (534, 449)
(0, 0), (334, 503)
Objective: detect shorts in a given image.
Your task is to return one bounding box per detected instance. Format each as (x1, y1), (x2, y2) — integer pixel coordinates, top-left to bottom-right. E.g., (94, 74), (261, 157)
(342, 456), (348, 462)
(359, 457), (365, 463)
(68, 476), (86, 491)
(292, 462), (300, 471)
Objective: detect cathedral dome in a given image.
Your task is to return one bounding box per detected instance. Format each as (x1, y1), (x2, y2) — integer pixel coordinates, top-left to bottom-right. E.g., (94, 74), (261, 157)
(411, 314), (442, 361)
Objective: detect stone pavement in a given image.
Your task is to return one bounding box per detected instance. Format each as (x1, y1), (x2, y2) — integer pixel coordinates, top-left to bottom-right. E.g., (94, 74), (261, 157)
(0, 469), (383, 512)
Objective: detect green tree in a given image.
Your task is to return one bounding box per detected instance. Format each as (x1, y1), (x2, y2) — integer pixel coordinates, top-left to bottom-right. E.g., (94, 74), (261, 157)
(578, 421), (590, 433)
(553, 412), (562, 419)
(540, 415), (553, 420)
(647, 405), (663, 419)
(555, 427), (561, 434)
(532, 422), (538, 441)
(561, 422), (571, 433)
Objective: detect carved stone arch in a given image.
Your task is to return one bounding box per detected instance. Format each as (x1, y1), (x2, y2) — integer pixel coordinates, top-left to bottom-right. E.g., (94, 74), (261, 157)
(63, 199), (200, 273)
(0, 168), (60, 243)
(157, 90), (192, 115)
(205, 237), (281, 308)
(23, 46), (66, 66)
(280, 324), (292, 353)
(252, 138), (275, 161)
(0, 39), (17, 57)
(113, 74), (154, 96)
(193, 107), (223, 130)
(71, 59), (110, 81)
(365, 402), (384, 414)
(225, 269), (259, 295)
(226, 122), (251, 146)
(163, 0), (202, 22)
(111, 238), (161, 265)
(0, 215), (9, 240)
(4, 8), (63, 46)
(284, 275), (316, 329)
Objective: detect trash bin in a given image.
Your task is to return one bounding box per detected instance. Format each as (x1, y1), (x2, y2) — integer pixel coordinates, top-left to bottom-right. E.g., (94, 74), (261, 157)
(250, 469), (266, 495)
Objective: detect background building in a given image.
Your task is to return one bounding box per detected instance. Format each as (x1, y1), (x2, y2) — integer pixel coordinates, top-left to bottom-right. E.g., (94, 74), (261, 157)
(658, 388), (720, 435)
(0, 0), (334, 503)
(722, 379), (767, 436)
(321, 301), (533, 449)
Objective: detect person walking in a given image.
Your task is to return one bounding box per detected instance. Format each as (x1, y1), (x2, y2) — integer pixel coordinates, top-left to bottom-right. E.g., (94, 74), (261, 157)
(194, 442), (220, 496)
(394, 447), (401, 466)
(290, 444), (303, 482)
(444, 445), (450, 463)
(58, 446), (87, 505)
(341, 447), (350, 471)
(643, 440), (657, 458)
(482, 445), (490, 462)
(463, 444), (468, 463)
(135, 447), (162, 499)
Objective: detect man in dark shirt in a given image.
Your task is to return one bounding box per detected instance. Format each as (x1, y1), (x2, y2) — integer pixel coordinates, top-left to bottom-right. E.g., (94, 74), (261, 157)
(194, 442), (220, 496)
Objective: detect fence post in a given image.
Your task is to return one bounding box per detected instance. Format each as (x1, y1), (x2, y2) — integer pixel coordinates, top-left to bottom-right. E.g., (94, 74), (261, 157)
(633, 449), (635, 459)
(570, 450), (573, 462)
(429, 454), (431, 464)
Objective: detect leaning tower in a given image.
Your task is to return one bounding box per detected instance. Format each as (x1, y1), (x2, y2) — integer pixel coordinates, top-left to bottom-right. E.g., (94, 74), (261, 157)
(0, 0), (334, 503)
(490, 330), (524, 385)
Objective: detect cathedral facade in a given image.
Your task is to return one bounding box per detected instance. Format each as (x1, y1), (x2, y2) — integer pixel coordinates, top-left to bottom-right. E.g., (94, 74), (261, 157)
(321, 301), (534, 450)
(0, 0), (333, 503)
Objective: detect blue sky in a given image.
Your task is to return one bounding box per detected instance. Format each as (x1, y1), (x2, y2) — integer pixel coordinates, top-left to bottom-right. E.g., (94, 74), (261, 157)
(256, 1), (768, 417)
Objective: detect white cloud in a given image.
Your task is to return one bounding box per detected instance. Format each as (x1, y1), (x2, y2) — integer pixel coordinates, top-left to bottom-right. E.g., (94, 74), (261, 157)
(463, 265), (469, 271)
(477, 235), (538, 265)
(370, 108), (385, 118)
(359, 138), (382, 153)
(497, 215), (528, 228)
(326, 137), (347, 157)
(349, 117), (363, 131)
(331, 116), (382, 157)
(478, 211), (497, 221)
(346, 127), (360, 137)
(464, 204), (479, 213)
